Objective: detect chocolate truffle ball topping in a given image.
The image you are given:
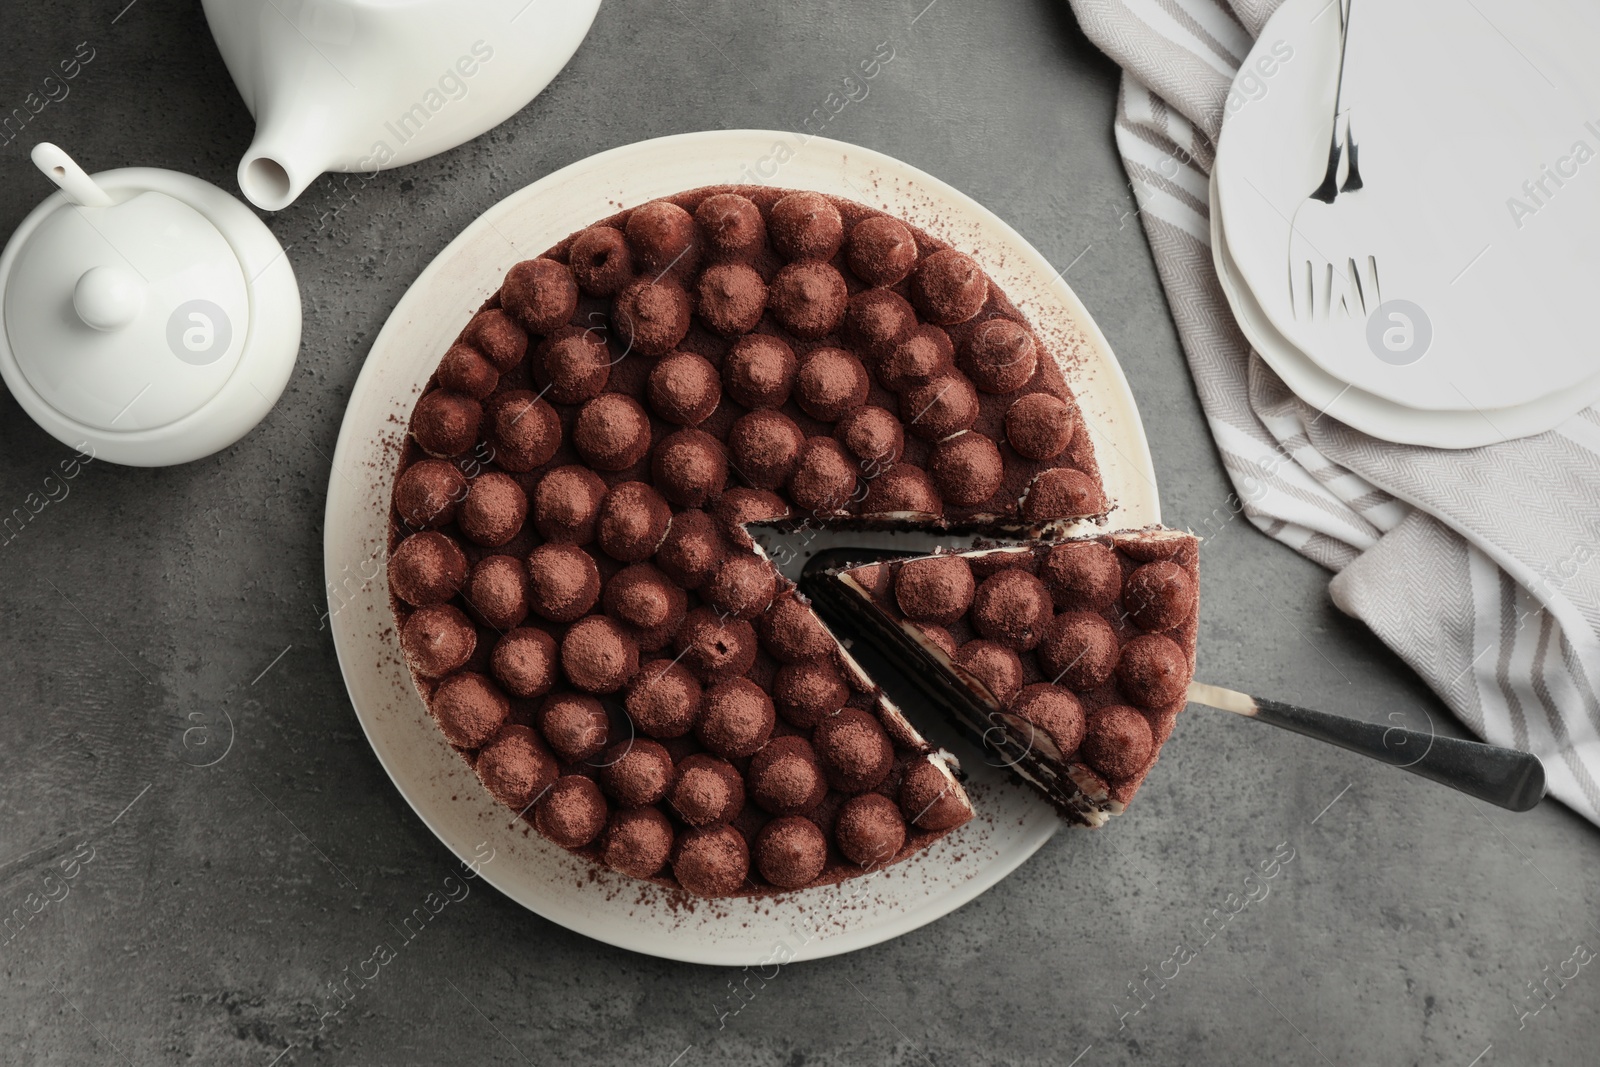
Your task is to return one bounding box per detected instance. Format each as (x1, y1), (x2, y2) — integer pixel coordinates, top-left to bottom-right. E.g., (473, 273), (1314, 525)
(696, 262), (768, 337)
(538, 692), (609, 763)
(728, 410), (805, 490)
(464, 308), (529, 373)
(911, 248), (988, 325)
(696, 677), (775, 758)
(787, 438), (857, 516)
(394, 459), (466, 529)
(652, 429), (729, 508)
(1023, 468), (1107, 522)
(568, 225), (633, 296)
(625, 659), (702, 739)
(501, 257), (578, 334)
(460, 472), (529, 548)
(674, 607), (759, 684)
(834, 792), (907, 869)
(596, 481), (673, 562)
(812, 708), (894, 793)
(694, 193), (765, 259)
(1124, 561), (1197, 632)
(531, 466), (606, 545)
(598, 737), (674, 806)
(748, 736), (828, 816)
(928, 432), (1004, 508)
(561, 615), (640, 694)
(755, 816), (828, 888)
(411, 389), (481, 458)
(902, 372), (979, 440)
(705, 554), (778, 620)
(526, 543), (601, 623)
(604, 806), (675, 879)
(723, 334), (798, 409)
(475, 724), (557, 810)
(1041, 541), (1123, 611)
(773, 658), (851, 727)
(465, 555), (529, 631)
(1012, 683), (1087, 760)
(613, 279), (692, 357)
(1037, 611), (1119, 691)
(625, 199), (699, 275)
(769, 261), (848, 340)
(1082, 704), (1154, 781)
(401, 605), (477, 678)
(879, 326), (953, 392)
(484, 391), (561, 472)
(653, 508), (726, 589)
(437, 343), (499, 400)
(669, 753), (745, 827)
(961, 317), (1038, 394)
(846, 216), (918, 287)
(672, 824), (750, 897)
(972, 569), (1054, 652)
(491, 627), (559, 699)
(389, 531), (468, 607)
(895, 555), (975, 626)
(538, 328), (611, 404)
(842, 288), (917, 360)
(954, 640), (1026, 707)
(604, 563), (686, 633)
(647, 351), (722, 426)
(796, 347), (870, 421)
(758, 595), (834, 663)
(864, 464), (943, 516)
(535, 776), (608, 848)
(429, 672), (508, 749)
(834, 406), (904, 470)
(574, 394), (653, 472)
(769, 191), (844, 261)
(1005, 393), (1078, 461)
(898, 758), (973, 831)
(1116, 633), (1189, 709)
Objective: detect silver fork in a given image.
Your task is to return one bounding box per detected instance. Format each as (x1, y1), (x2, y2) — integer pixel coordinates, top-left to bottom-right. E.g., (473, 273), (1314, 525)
(1287, 0), (1377, 323)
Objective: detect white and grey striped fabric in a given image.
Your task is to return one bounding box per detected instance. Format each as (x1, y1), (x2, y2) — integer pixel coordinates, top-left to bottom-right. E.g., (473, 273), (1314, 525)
(1067, 0), (1600, 824)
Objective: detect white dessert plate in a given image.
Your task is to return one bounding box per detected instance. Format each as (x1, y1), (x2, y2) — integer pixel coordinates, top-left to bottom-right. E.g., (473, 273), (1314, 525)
(1215, 0), (1600, 417)
(324, 130), (1159, 964)
(1209, 170), (1600, 449)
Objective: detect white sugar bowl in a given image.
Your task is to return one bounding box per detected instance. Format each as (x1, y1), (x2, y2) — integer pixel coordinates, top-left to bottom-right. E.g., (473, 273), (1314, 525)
(0, 144), (300, 466)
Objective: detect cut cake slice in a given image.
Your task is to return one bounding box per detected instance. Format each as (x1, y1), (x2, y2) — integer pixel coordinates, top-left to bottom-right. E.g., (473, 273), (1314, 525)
(807, 528), (1197, 826)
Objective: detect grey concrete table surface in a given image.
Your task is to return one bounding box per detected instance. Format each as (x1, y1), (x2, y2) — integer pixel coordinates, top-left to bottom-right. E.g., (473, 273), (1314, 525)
(0, 2), (1593, 1065)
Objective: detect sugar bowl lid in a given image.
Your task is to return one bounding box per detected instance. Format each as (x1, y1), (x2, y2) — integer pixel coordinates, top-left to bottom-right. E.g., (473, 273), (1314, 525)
(0, 144), (300, 466)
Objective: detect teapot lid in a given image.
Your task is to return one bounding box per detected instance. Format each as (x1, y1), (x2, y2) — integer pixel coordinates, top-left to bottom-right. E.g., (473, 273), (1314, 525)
(0, 145), (300, 466)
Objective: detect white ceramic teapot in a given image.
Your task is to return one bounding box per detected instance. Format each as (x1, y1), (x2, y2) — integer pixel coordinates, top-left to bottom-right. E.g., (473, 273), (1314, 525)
(0, 145), (300, 466)
(202, 0), (603, 210)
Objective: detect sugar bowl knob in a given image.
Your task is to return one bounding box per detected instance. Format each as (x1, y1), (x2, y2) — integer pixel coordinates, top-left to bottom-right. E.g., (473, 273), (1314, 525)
(73, 264), (146, 331)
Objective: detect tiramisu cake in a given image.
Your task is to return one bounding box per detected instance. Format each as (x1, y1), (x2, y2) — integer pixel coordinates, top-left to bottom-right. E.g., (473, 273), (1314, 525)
(806, 531), (1198, 827)
(386, 184), (1141, 898)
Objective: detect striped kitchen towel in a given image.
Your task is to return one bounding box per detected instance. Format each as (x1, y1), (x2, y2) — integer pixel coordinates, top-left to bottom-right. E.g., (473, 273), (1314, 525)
(1066, 0), (1600, 823)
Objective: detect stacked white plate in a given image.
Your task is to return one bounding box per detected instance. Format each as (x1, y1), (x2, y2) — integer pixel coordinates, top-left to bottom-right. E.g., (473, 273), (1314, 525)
(1213, 0), (1600, 448)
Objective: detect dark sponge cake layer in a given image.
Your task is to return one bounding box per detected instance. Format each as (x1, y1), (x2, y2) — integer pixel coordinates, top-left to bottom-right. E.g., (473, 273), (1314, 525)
(388, 185), (1109, 897)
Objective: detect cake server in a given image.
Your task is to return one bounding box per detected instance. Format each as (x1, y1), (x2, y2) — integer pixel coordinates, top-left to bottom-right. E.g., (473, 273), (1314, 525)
(797, 547), (1546, 813)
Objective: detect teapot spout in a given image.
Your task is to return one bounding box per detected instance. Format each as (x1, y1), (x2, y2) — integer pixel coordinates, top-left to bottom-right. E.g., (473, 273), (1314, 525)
(237, 119), (331, 212)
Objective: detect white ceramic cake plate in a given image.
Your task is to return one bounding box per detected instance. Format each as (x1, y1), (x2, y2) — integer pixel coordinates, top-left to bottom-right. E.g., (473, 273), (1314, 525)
(324, 130), (1159, 964)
